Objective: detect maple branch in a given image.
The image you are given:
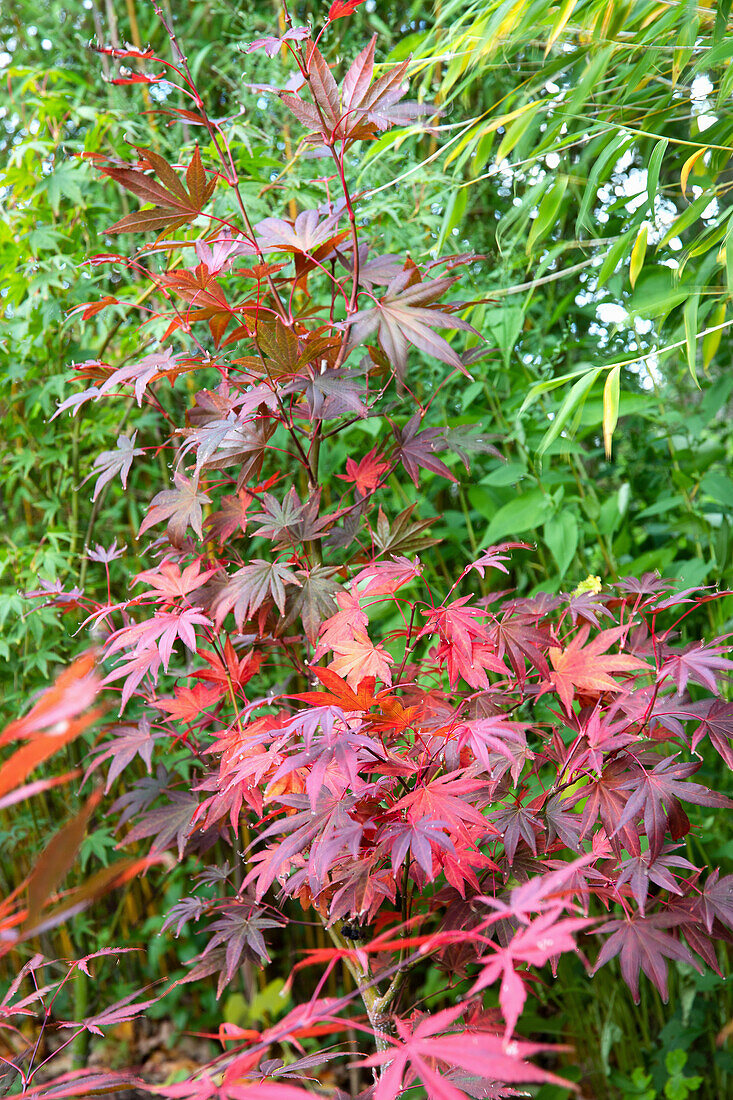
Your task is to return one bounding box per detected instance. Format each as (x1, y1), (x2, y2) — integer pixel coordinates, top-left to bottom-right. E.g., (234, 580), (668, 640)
(153, 5), (290, 323)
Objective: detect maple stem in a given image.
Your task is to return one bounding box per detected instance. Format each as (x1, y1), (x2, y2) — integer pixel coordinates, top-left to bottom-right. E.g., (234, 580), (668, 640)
(154, 4), (290, 323)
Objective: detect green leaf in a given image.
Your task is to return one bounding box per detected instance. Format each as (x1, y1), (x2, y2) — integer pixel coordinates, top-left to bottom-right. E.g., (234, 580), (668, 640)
(483, 488), (552, 545)
(646, 137), (668, 213)
(701, 470), (733, 508)
(597, 230), (636, 288)
(526, 176), (568, 256)
(543, 511), (578, 580)
(683, 291), (700, 385)
(603, 364), (621, 457)
(537, 368), (602, 457)
(436, 187), (468, 253)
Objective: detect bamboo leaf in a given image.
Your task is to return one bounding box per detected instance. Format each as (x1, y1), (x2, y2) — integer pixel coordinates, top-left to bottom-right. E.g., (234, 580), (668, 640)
(537, 368), (602, 457)
(526, 177), (567, 255)
(629, 225), (648, 288)
(545, 0), (579, 56)
(603, 364), (621, 458)
(646, 137), (668, 212)
(680, 146), (707, 198)
(684, 291), (700, 386)
(703, 302), (726, 371)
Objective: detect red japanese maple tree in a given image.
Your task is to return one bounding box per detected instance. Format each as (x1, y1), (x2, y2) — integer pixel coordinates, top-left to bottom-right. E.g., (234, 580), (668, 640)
(31, 5), (733, 1096)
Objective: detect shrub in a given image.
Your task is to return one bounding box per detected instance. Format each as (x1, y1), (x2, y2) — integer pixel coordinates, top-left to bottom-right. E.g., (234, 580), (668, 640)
(26, 3), (733, 1096)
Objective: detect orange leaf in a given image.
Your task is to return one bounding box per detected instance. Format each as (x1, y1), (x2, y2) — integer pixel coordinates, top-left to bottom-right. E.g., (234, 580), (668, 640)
(547, 625), (646, 714)
(27, 789), (104, 921)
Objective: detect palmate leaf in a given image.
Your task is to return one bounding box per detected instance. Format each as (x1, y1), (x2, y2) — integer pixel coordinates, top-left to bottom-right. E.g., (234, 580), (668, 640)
(123, 791), (198, 860)
(201, 904), (283, 996)
(102, 145), (216, 236)
(371, 504), (441, 556)
(614, 756), (733, 860)
(547, 624), (647, 713)
(394, 413), (457, 487)
(592, 912), (702, 1003)
(138, 472), (211, 547)
(85, 433), (144, 501)
(362, 1004), (570, 1098)
(282, 566), (343, 644)
(211, 560), (300, 631)
(345, 270), (477, 382)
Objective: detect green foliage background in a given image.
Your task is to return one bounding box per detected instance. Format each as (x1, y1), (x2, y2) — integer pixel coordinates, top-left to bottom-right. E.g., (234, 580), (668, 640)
(1, 0), (732, 1095)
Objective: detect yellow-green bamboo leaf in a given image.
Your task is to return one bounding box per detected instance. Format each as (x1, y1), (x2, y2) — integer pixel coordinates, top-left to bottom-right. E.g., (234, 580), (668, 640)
(726, 217), (733, 295)
(545, 0), (579, 55)
(680, 147), (707, 197)
(494, 103), (542, 163)
(603, 364), (621, 458)
(629, 225), (648, 288)
(526, 176), (568, 255)
(703, 302), (726, 371)
(684, 291), (700, 386)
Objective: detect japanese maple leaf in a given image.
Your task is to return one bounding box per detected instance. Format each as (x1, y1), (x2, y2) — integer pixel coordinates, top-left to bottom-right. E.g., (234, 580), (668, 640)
(85, 433), (144, 501)
(573, 755), (641, 856)
(105, 607), (211, 672)
(201, 905), (282, 996)
(211, 560), (300, 630)
(464, 542), (532, 580)
(196, 641), (264, 697)
(330, 630), (394, 687)
(134, 559), (218, 602)
(315, 591), (369, 655)
(336, 446), (390, 496)
(102, 145), (216, 237)
(352, 556), (423, 597)
(419, 597), (489, 658)
(394, 413), (457, 486)
(615, 847), (696, 915)
(154, 682), (223, 723)
(282, 566), (343, 644)
(139, 472), (211, 546)
(380, 818), (455, 878)
(254, 208), (347, 257)
(204, 491), (253, 545)
(567, 705), (636, 776)
(185, 415), (273, 489)
(250, 488), (335, 548)
(89, 347), (183, 407)
(660, 640), (733, 695)
(592, 912), (702, 1002)
(292, 667), (377, 712)
(691, 698), (733, 769)
(547, 624), (647, 714)
(488, 614), (554, 682)
(491, 803), (544, 863)
(613, 756), (732, 860)
(123, 791), (198, 860)
(470, 911), (591, 1036)
(694, 869), (733, 932)
(84, 716), (157, 792)
(345, 271), (476, 383)
(328, 0), (364, 19)
(436, 638), (509, 691)
(456, 716), (530, 783)
(393, 772), (491, 834)
(362, 1004), (570, 1098)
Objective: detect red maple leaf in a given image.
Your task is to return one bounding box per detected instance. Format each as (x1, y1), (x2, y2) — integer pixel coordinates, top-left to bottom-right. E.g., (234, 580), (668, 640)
(336, 446), (390, 496)
(154, 683), (224, 723)
(328, 0), (365, 21)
